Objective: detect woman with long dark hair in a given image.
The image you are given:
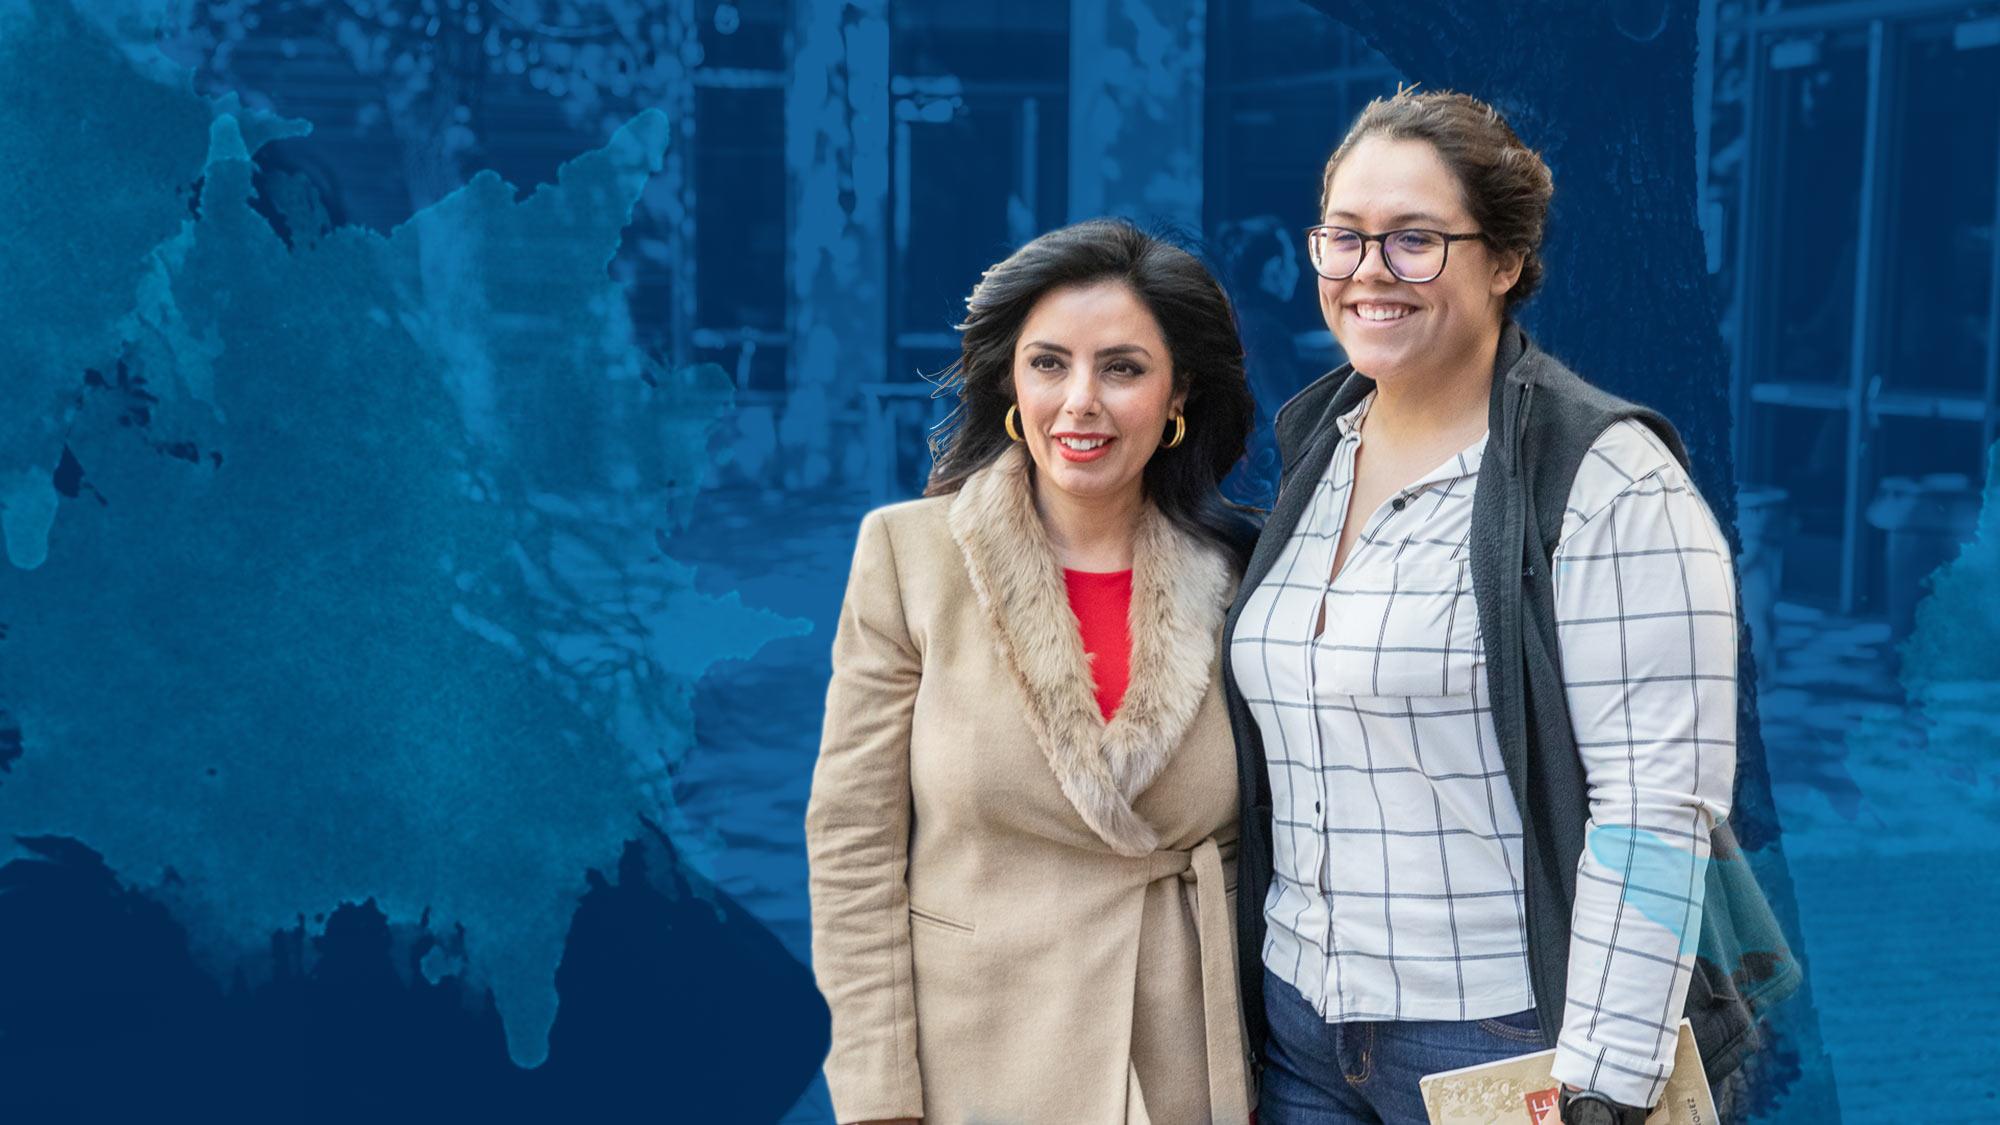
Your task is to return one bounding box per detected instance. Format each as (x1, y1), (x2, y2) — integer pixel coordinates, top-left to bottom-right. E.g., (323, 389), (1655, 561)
(807, 218), (1259, 1124)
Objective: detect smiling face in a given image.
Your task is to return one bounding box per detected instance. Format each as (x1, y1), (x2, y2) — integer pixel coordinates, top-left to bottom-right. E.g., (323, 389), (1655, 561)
(1011, 280), (1185, 511)
(1318, 135), (1522, 385)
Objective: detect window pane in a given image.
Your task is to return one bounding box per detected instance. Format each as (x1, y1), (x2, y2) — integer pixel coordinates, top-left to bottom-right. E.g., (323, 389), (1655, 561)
(1755, 404), (1850, 604)
(1761, 30), (1870, 385)
(897, 95), (1065, 349)
(1882, 25), (1998, 395)
(694, 86), (787, 336)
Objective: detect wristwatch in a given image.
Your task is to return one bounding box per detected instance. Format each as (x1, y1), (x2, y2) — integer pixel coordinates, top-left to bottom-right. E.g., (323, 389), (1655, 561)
(1557, 1086), (1649, 1125)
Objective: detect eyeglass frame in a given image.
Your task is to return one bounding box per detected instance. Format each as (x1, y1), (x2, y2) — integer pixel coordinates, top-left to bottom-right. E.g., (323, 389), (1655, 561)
(1302, 224), (1492, 284)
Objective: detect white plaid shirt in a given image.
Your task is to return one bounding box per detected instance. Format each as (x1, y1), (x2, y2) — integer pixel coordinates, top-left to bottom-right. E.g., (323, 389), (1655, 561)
(1231, 391), (1738, 1107)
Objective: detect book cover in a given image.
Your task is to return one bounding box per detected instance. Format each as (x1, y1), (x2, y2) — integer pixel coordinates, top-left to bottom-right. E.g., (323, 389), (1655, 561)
(1418, 1020), (1718, 1125)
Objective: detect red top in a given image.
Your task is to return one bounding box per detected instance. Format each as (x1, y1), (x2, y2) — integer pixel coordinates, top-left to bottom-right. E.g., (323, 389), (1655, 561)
(1063, 568), (1134, 721)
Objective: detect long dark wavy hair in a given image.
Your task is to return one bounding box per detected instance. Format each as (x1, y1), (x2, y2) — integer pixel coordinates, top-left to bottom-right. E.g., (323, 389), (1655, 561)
(924, 219), (1261, 568)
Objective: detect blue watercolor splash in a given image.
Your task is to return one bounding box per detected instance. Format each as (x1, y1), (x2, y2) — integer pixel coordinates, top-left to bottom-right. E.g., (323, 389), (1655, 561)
(1899, 442), (2000, 794)
(1588, 824), (1713, 956)
(0, 0), (804, 1070)
(1824, 439), (2000, 855)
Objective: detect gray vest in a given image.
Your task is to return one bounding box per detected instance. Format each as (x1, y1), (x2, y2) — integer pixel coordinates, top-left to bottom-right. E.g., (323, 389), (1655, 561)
(1225, 323), (1801, 1085)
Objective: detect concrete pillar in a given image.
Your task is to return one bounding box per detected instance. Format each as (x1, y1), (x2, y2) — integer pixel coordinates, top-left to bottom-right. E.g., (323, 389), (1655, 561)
(1068, 0), (1207, 229)
(784, 0), (891, 489)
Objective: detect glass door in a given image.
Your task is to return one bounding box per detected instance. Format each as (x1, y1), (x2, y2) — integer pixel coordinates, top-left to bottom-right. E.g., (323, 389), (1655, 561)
(1744, 24), (1877, 606)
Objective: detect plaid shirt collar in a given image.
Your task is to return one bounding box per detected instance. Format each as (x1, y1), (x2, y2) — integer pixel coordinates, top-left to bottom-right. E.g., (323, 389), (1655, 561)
(1333, 389), (1492, 496)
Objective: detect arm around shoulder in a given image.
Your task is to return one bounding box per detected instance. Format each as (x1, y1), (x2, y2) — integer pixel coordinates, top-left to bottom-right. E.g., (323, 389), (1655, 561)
(807, 509), (927, 1123)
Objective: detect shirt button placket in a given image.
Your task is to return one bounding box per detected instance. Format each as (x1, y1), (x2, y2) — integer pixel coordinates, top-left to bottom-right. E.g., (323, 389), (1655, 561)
(1307, 633), (1333, 895)
(1313, 435), (1355, 1006)
(1307, 443), (1345, 899)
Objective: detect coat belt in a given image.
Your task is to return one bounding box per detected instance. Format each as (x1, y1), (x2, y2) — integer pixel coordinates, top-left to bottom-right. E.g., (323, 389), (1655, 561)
(1154, 834), (1253, 1123)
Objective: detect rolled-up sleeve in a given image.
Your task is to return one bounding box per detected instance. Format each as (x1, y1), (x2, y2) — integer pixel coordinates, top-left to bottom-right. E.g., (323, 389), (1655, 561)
(806, 509), (926, 1122)
(1546, 431), (1739, 1108)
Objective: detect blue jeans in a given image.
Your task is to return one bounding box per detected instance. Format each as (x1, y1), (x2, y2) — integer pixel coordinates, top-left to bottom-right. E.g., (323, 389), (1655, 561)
(1259, 967), (1548, 1125)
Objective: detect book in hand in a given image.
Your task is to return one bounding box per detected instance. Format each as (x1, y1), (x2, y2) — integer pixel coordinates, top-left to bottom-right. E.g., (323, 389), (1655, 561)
(1418, 1019), (1717, 1125)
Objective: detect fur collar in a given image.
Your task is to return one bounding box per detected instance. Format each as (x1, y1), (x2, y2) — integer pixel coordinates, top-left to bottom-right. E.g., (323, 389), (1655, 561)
(947, 444), (1236, 857)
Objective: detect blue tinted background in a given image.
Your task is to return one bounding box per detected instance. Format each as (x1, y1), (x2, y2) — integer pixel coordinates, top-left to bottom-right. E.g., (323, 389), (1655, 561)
(1, 0), (1994, 1120)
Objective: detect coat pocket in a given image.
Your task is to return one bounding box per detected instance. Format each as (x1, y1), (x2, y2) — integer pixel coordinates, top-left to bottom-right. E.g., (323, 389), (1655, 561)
(908, 903), (975, 935)
(1318, 557), (1484, 699)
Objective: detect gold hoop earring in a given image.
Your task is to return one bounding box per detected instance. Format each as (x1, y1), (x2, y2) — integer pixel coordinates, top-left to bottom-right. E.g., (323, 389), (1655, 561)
(1163, 413), (1186, 449)
(1004, 403), (1024, 443)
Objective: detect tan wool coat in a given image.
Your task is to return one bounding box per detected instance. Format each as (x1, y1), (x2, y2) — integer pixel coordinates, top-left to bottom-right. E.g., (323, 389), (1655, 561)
(806, 444), (1254, 1125)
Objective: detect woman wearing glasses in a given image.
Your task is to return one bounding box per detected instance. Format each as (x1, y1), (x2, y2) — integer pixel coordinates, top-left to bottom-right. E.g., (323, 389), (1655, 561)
(808, 220), (1260, 1124)
(1226, 91), (1767, 1125)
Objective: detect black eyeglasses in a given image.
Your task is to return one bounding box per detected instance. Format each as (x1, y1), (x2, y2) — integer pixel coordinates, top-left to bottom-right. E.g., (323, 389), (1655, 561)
(1303, 225), (1489, 283)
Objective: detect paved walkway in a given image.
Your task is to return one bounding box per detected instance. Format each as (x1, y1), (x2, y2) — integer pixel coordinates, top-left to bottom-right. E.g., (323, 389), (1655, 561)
(1757, 602), (2000, 1121)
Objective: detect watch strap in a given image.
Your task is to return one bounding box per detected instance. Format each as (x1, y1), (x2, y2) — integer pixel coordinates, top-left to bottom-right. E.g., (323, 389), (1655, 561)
(1559, 1086), (1649, 1125)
